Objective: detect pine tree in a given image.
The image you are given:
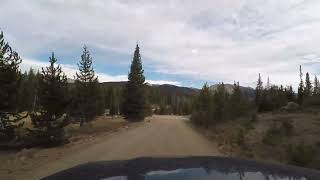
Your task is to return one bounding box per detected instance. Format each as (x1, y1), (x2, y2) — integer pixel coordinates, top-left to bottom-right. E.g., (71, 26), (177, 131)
(229, 82), (250, 119)
(108, 87), (119, 117)
(123, 44), (147, 121)
(191, 83), (211, 127)
(213, 82), (228, 121)
(29, 53), (70, 146)
(255, 73), (263, 111)
(278, 85), (288, 107)
(0, 32), (25, 141)
(18, 68), (39, 111)
(17, 70), (28, 110)
(73, 46), (103, 126)
(181, 97), (192, 115)
(313, 75), (320, 96)
(297, 65), (304, 105)
(266, 76), (270, 90)
(285, 85), (295, 102)
(304, 72), (312, 97)
(196, 83), (211, 111)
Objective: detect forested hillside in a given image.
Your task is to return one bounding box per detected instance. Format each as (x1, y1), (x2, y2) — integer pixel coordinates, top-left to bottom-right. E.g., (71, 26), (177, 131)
(18, 71), (197, 119)
(0, 31), (197, 149)
(1, 27), (320, 172)
(191, 69), (320, 170)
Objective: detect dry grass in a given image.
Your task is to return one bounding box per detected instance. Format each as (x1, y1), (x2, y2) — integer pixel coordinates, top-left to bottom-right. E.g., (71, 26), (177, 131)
(0, 115), (131, 179)
(15, 114), (129, 139)
(65, 116), (129, 136)
(206, 111), (320, 169)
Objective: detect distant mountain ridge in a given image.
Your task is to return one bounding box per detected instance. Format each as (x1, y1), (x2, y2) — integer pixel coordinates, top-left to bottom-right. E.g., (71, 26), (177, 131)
(70, 80), (254, 97)
(209, 83), (255, 97)
(150, 84), (198, 96)
(100, 81), (198, 96)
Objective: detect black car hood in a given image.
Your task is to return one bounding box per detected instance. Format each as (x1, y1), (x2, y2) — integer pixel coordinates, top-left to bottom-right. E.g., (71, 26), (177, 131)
(42, 156), (320, 180)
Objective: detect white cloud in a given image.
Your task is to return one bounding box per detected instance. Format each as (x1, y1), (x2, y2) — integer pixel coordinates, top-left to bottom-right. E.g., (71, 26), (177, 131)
(2, 0), (320, 88)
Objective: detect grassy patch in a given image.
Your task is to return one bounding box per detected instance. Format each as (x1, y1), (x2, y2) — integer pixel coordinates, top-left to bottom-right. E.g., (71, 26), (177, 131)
(206, 111), (320, 170)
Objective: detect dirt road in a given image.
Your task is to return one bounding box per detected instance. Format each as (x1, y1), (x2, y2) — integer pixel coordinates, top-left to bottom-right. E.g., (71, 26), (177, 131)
(12, 115), (221, 179)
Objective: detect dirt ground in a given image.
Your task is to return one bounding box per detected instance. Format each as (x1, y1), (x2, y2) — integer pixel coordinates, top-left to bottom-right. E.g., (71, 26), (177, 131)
(0, 115), (221, 180)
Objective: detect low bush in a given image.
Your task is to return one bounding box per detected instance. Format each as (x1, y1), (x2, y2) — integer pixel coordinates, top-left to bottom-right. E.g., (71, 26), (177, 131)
(251, 113), (257, 122)
(191, 110), (211, 128)
(281, 119), (294, 136)
(240, 145), (254, 158)
(303, 96), (320, 108)
(262, 124), (279, 145)
(262, 118), (294, 145)
(280, 102), (300, 113)
(236, 128), (245, 146)
(25, 128), (69, 147)
(287, 143), (316, 167)
(244, 120), (254, 130)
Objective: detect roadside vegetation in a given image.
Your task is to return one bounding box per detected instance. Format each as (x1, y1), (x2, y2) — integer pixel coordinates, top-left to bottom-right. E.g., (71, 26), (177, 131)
(2, 28), (320, 172)
(191, 66), (320, 170)
(0, 32), (194, 149)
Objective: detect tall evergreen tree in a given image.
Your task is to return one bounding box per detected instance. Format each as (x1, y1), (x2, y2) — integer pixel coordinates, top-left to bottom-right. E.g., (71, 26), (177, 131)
(313, 75), (320, 96)
(285, 85), (295, 102)
(191, 81), (252, 128)
(229, 82), (250, 119)
(191, 83), (211, 127)
(0, 32), (25, 140)
(297, 65), (304, 105)
(255, 73), (263, 111)
(304, 72), (312, 97)
(108, 87), (119, 117)
(73, 46), (104, 126)
(195, 83), (211, 112)
(266, 76), (270, 90)
(76, 46), (97, 82)
(18, 68), (39, 111)
(123, 44), (147, 121)
(213, 83), (228, 121)
(30, 53), (70, 146)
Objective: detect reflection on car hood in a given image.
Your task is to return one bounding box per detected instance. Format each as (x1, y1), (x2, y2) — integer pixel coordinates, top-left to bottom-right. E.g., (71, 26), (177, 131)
(42, 156), (320, 180)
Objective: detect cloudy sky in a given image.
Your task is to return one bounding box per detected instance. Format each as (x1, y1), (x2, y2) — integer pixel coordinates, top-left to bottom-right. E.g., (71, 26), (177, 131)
(1, 0), (320, 88)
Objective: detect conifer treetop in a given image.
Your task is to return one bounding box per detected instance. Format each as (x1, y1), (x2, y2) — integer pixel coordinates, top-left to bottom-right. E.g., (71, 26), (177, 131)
(76, 45), (97, 83)
(41, 52), (67, 83)
(128, 44), (145, 85)
(0, 31), (21, 70)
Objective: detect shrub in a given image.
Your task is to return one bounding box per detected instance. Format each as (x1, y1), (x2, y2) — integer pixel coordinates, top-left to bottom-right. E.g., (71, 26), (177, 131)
(287, 143), (316, 167)
(280, 102), (300, 113)
(262, 118), (294, 145)
(244, 119), (254, 130)
(303, 96), (320, 108)
(191, 110), (211, 128)
(236, 128), (245, 146)
(241, 145), (254, 158)
(25, 128), (68, 147)
(251, 113), (257, 122)
(281, 119), (294, 136)
(262, 123), (280, 145)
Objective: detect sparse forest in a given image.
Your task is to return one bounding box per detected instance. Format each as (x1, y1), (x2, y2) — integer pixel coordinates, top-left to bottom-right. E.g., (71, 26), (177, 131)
(1, 28), (320, 172)
(0, 32), (26, 142)
(3, 1), (320, 179)
(0, 32), (195, 148)
(191, 82), (252, 128)
(191, 66), (320, 170)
